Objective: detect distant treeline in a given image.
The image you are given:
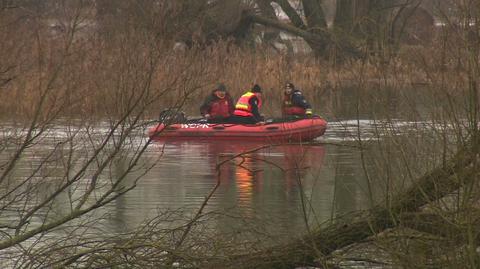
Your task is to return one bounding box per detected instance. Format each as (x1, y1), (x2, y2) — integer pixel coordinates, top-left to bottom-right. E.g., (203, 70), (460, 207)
(0, 0), (473, 121)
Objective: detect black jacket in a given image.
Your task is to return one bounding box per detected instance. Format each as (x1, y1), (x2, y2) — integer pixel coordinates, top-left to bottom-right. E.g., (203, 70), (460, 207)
(288, 89), (311, 109)
(248, 95), (262, 121)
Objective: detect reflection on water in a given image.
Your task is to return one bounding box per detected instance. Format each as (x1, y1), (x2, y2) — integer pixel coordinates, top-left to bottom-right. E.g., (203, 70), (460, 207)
(1, 120), (385, 238)
(102, 138), (371, 237)
(233, 156), (255, 215)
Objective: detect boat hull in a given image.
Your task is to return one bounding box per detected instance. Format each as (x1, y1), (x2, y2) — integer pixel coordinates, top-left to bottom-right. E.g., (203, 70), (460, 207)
(148, 117), (327, 143)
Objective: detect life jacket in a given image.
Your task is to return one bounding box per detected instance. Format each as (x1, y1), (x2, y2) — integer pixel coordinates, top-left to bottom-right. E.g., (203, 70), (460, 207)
(234, 92), (262, 117)
(283, 94), (306, 116)
(209, 98), (231, 118)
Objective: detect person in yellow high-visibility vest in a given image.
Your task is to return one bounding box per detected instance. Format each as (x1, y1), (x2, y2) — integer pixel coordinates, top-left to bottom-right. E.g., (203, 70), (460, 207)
(231, 84), (264, 124)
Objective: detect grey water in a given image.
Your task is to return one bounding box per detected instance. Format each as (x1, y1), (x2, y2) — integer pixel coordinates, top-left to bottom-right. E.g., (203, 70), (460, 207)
(0, 116), (447, 269)
(2, 119), (435, 235)
(98, 119), (413, 235)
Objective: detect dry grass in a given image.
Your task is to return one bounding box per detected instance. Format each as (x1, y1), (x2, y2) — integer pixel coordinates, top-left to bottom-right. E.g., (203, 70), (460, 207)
(0, 32), (470, 122)
(0, 2), (474, 124)
(1, 3), (479, 269)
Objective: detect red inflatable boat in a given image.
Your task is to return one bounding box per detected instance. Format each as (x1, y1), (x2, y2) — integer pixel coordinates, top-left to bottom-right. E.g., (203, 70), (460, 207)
(148, 117), (327, 143)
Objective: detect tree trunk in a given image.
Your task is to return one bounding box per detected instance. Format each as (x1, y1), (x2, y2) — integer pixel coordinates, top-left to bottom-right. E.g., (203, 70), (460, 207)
(246, 12), (330, 52)
(216, 146), (479, 269)
(255, 0), (281, 42)
(398, 211), (480, 244)
(362, 0), (396, 55)
(334, 0), (354, 33)
(302, 0), (327, 30)
(246, 10), (361, 58)
(274, 0), (306, 30)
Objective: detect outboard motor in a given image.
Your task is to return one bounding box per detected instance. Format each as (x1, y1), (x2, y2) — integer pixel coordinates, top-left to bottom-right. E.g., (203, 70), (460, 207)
(158, 109), (187, 124)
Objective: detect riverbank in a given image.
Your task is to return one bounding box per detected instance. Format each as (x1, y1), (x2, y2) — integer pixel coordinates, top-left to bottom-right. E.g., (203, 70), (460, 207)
(0, 37), (468, 123)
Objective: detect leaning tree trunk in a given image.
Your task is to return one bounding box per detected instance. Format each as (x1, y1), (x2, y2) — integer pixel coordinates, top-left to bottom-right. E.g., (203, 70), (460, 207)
(245, 11), (361, 58)
(274, 0), (307, 30)
(213, 143), (479, 269)
(255, 0), (281, 43)
(301, 0), (328, 56)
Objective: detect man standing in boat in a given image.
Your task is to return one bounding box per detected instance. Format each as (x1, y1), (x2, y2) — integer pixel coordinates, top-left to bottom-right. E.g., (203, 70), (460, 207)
(231, 84), (264, 124)
(282, 82), (313, 118)
(200, 83), (235, 123)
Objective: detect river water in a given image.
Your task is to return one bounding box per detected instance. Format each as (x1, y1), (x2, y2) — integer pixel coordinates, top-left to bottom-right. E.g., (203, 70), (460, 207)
(96, 85), (450, 237)
(98, 120), (381, 236)
(0, 115), (447, 268)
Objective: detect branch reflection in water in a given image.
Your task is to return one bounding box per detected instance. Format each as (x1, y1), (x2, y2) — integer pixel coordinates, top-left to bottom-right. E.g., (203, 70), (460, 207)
(107, 140), (338, 236)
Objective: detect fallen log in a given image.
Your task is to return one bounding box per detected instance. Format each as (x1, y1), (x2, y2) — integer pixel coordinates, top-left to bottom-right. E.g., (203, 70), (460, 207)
(398, 210), (480, 244)
(216, 147), (478, 269)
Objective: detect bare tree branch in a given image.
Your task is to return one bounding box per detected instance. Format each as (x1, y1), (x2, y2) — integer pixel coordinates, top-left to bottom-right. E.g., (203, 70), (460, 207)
(274, 0), (306, 29)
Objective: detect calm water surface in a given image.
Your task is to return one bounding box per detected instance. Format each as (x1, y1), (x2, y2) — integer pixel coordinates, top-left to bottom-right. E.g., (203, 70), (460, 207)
(101, 120), (374, 236)
(0, 117), (442, 269)
(104, 86), (442, 236)
(2, 119), (419, 240)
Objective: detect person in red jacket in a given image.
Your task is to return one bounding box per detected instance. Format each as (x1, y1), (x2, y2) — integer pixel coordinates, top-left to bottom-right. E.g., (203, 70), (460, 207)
(231, 84), (264, 124)
(200, 83), (235, 123)
(282, 82), (313, 118)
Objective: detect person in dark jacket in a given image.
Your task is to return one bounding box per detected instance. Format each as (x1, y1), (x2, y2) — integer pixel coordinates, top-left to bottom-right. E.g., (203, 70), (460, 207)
(200, 83), (235, 123)
(231, 84), (264, 124)
(282, 82), (312, 118)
